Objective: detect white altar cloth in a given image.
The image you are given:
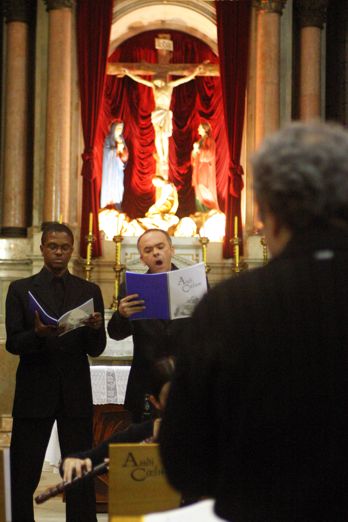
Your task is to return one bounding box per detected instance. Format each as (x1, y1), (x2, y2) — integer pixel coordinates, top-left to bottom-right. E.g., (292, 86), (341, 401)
(91, 365), (130, 405)
(44, 365), (130, 469)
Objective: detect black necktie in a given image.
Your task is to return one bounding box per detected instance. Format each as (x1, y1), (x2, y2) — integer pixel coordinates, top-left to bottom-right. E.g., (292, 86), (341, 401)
(52, 277), (65, 315)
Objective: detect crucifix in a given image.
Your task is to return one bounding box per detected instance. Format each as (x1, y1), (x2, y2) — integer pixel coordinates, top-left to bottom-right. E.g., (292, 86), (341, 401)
(107, 34), (219, 180)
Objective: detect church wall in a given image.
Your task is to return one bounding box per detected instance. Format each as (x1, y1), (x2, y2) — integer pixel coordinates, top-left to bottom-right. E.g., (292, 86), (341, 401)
(0, 16), (5, 226)
(0, 239), (33, 416)
(109, 0), (217, 54)
(0, 344), (17, 417)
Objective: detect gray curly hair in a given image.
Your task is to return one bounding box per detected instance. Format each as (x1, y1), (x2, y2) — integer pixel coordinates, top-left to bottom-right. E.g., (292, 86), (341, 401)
(251, 121), (348, 231)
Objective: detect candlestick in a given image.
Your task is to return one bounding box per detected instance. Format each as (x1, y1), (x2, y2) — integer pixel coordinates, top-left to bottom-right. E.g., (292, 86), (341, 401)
(84, 237), (95, 280)
(86, 240), (92, 266)
(233, 215), (240, 273)
(232, 236), (240, 273)
(84, 213), (95, 281)
(199, 236), (210, 273)
(88, 212), (93, 235)
(111, 234), (125, 310)
(230, 219), (248, 274)
(260, 235), (268, 264)
(234, 216), (238, 238)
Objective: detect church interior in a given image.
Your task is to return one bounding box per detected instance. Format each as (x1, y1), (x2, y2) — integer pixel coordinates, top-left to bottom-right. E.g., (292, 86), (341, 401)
(0, 0), (347, 520)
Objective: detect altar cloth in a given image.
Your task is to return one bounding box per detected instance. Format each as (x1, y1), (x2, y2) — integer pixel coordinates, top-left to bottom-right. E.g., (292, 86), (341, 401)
(44, 365), (130, 469)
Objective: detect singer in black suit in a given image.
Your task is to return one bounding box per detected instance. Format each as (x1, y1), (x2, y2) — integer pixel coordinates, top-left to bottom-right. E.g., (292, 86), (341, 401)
(107, 229), (191, 422)
(6, 223), (106, 522)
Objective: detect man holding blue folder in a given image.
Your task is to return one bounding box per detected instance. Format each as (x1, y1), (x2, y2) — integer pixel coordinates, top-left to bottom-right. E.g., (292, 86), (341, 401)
(108, 228), (191, 422)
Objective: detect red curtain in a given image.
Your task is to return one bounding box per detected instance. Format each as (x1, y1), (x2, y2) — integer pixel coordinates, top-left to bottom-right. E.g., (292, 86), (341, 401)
(77, 11), (250, 258)
(100, 30), (230, 220)
(76, 0), (113, 257)
(216, 0), (252, 257)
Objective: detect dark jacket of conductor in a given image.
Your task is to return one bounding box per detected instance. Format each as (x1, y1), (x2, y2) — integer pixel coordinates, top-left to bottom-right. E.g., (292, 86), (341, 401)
(6, 267), (106, 419)
(160, 224), (348, 522)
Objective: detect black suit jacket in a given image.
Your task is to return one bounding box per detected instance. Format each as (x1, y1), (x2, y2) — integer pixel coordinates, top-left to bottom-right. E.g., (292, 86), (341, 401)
(160, 224), (348, 522)
(107, 265), (190, 419)
(6, 268), (106, 418)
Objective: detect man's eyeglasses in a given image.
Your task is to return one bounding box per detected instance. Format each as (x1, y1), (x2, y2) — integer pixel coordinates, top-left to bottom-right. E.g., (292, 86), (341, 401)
(44, 243), (73, 253)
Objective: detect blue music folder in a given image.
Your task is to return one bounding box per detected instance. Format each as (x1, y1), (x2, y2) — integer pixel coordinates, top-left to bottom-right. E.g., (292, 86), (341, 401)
(28, 291), (94, 334)
(125, 263), (207, 321)
(28, 291), (58, 325)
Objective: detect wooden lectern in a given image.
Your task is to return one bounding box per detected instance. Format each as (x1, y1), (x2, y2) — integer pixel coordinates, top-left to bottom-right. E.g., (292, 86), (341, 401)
(108, 443), (181, 522)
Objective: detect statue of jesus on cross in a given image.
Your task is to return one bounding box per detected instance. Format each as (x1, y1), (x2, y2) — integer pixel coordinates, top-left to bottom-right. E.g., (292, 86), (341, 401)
(107, 34), (219, 179)
(121, 63), (204, 168)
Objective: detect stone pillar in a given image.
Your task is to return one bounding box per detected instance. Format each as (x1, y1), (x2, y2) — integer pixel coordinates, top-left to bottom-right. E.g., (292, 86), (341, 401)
(254, 0), (287, 149)
(43, 0), (72, 224)
(294, 0), (328, 120)
(2, 1), (34, 237)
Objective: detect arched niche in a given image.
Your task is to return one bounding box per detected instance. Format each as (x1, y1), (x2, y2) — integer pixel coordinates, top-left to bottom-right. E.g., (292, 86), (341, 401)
(109, 0), (218, 55)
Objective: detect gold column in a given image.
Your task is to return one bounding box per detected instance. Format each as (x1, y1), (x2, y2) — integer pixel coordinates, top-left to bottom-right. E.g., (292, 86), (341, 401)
(254, 0), (287, 149)
(43, 0), (72, 223)
(295, 0), (328, 120)
(2, 2), (34, 236)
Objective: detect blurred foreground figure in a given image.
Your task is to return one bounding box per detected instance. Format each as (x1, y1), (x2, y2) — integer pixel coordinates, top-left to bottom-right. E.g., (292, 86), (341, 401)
(160, 121), (348, 522)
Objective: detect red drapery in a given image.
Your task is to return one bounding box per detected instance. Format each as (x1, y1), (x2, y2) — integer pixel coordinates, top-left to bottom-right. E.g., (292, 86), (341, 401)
(77, 7), (251, 258)
(76, 0), (113, 257)
(100, 30), (230, 220)
(216, 0), (252, 257)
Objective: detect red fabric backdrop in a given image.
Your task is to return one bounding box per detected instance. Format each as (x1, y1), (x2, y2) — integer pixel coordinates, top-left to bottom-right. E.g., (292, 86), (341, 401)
(216, 0), (252, 257)
(100, 30), (230, 220)
(76, 0), (113, 257)
(77, 5), (251, 258)
(215, 0), (251, 258)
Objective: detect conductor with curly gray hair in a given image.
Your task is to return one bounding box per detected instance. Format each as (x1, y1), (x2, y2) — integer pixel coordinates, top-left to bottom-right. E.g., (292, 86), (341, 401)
(160, 121), (348, 522)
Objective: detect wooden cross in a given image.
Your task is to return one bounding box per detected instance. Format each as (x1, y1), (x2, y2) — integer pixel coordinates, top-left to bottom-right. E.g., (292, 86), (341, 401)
(107, 35), (219, 178)
(107, 33), (219, 79)
(107, 60), (219, 78)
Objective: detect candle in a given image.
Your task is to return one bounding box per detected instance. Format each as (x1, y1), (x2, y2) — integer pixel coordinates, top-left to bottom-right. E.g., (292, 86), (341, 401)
(234, 216), (238, 238)
(88, 212), (93, 235)
(59, 214), (63, 224)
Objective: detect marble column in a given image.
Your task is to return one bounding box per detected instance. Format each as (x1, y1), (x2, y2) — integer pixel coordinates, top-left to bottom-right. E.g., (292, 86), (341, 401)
(2, 1), (34, 237)
(43, 0), (72, 224)
(294, 0), (328, 120)
(254, 0), (287, 149)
